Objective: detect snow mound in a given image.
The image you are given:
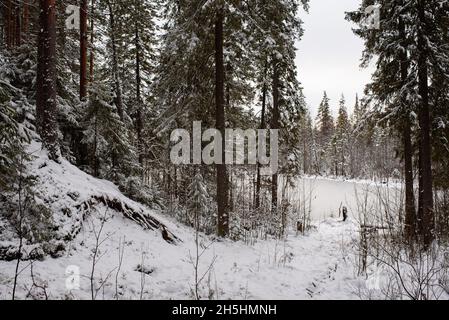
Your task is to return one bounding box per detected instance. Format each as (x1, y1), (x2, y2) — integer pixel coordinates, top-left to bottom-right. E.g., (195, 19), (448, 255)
(2, 142), (180, 256)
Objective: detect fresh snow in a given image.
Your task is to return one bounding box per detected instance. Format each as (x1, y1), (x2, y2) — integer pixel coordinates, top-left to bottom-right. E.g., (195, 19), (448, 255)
(0, 143), (374, 300)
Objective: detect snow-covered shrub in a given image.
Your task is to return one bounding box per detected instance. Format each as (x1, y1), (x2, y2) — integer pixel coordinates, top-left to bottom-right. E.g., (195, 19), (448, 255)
(0, 102), (21, 192)
(435, 190), (449, 242)
(118, 176), (165, 210)
(0, 156), (59, 261)
(0, 63), (32, 192)
(186, 171), (215, 235)
(229, 213), (242, 241)
(81, 85), (137, 179)
(4, 192), (56, 245)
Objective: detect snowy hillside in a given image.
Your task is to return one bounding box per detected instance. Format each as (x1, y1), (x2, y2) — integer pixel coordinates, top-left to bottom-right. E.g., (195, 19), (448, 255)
(2, 0), (449, 303)
(0, 143), (366, 300)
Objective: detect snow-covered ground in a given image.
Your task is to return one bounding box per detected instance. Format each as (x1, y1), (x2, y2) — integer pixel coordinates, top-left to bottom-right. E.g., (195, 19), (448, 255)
(0, 143), (382, 300)
(0, 210), (362, 300)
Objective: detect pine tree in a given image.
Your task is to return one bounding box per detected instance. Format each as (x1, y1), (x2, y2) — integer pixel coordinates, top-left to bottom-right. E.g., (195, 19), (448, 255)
(153, 0), (261, 236)
(37, 0), (60, 160)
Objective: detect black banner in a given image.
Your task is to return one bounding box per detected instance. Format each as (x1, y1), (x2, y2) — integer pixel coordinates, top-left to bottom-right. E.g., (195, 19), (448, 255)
(0, 300), (444, 319)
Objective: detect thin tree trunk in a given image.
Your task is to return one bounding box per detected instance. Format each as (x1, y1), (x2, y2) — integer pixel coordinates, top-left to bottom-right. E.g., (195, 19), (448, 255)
(23, 0), (29, 39)
(80, 0), (88, 99)
(399, 17), (417, 241)
(9, 1), (15, 47)
(107, 1), (124, 121)
(303, 139), (307, 174)
(37, 0), (59, 160)
(14, 5), (21, 47)
(93, 115), (99, 176)
(271, 62), (280, 214)
(89, 0), (95, 83)
(135, 24), (144, 166)
(256, 63), (268, 210)
(417, 0), (434, 247)
(215, 8), (229, 237)
(12, 175), (24, 301)
(5, 0), (12, 48)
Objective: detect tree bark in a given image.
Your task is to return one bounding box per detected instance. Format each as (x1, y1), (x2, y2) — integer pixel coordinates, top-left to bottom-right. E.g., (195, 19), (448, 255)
(135, 23), (144, 166)
(14, 4), (21, 47)
(256, 63), (268, 210)
(215, 9), (229, 237)
(399, 17), (417, 241)
(417, 0), (434, 247)
(23, 0), (29, 39)
(80, 0), (88, 99)
(37, 0), (60, 160)
(89, 0), (95, 83)
(106, 0), (124, 121)
(271, 62), (280, 214)
(5, 0), (12, 48)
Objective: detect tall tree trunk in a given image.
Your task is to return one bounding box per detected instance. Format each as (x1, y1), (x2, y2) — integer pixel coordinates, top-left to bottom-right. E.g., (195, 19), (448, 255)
(14, 5), (21, 47)
(6, 0), (14, 47)
(135, 24), (144, 166)
(417, 0), (434, 247)
(80, 0), (88, 99)
(215, 9), (229, 237)
(23, 0), (29, 39)
(107, 1), (124, 121)
(89, 0), (95, 83)
(399, 17), (417, 241)
(37, 0), (59, 160)
(256, 63), (268, 210)
(93, 115), (99, 177)
(5, 0), (12, 48)
(303, 138), (308, 174)
(271, 62), (280, 214)
(9, 1), (14, 47)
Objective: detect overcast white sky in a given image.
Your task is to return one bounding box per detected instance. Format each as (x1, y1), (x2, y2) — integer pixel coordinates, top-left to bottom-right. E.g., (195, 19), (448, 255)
(296, 0), (374, 118)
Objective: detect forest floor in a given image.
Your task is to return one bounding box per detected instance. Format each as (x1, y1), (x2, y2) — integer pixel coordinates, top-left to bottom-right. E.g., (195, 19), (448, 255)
(0, 143), (368, 300)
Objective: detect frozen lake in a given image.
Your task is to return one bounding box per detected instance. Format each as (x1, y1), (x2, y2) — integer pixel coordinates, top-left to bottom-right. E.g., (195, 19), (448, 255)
(283, 176), (404, 222)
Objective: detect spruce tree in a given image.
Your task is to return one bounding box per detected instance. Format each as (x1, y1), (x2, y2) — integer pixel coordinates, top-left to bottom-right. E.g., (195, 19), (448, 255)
(186, 170), (214, 234)
(348, 0), (449, 245)
(334, 95), (351, 176)
(315, 91), (334, 174)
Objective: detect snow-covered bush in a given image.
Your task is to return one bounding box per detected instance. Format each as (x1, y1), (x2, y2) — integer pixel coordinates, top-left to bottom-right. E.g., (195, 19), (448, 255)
(0, 51), (33, 193)
(81, 85), (136, 179)
(186, 171), (215, 235)
(119, 176), (165, 210)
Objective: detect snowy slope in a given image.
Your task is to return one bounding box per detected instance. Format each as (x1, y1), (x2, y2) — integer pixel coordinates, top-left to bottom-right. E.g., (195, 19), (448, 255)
(0, 143), (365, 300)
(25, 142), (178, 244)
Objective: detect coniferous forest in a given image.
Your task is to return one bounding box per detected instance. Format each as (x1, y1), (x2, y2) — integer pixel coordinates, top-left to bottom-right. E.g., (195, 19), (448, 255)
(1, 0), (449, 301)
